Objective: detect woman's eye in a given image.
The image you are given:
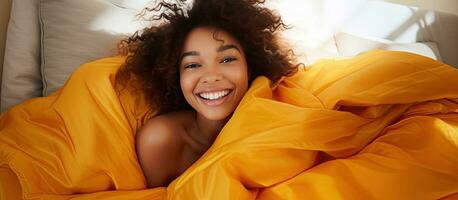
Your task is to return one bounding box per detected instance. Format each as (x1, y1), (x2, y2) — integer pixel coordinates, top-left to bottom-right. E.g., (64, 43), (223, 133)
(221, 57), (237, 63)
(184, 63), (201, 69)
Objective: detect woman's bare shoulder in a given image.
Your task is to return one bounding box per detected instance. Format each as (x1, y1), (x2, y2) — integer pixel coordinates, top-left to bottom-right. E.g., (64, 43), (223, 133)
(135, 111), (193, 187)
(138, 115), (183, 140)
(138, 111), (194, 140)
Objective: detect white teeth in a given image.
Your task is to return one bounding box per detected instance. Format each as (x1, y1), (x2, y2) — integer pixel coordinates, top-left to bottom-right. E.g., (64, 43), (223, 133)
(199, 90), (230, 100)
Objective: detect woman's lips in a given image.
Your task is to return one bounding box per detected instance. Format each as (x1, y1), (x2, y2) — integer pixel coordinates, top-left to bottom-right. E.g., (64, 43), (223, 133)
(197, 90), (232, 106)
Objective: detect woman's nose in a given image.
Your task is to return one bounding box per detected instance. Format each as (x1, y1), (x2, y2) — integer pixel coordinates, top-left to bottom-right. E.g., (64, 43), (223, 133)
(201, 68), (223, 83)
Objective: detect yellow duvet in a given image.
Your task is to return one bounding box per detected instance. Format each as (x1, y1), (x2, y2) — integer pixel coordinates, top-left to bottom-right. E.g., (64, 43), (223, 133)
(1, 50), (457, 200)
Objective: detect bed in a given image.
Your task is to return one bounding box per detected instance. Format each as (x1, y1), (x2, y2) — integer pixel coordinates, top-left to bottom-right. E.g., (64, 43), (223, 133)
(1, 0), (458, 199)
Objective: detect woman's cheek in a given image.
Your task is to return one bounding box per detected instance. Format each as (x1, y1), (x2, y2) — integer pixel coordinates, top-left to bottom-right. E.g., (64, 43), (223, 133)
(235, 65), (249, 90)
(180, 73), (195, 100)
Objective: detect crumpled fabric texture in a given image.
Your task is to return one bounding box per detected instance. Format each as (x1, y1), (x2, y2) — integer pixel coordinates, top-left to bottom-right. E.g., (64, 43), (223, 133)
(1, 50), (457, 200)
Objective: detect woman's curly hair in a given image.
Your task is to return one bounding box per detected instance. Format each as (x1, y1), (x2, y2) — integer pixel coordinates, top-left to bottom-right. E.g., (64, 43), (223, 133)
(115, 0), (300, 114)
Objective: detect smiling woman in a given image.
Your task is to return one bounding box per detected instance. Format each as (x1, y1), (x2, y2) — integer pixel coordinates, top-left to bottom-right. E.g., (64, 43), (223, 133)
(179, 27), (249, 121)
(115, 0), (300, 188)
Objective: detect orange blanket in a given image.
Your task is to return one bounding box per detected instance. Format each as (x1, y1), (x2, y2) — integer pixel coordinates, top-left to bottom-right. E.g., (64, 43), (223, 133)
(1, 50), (457, 199)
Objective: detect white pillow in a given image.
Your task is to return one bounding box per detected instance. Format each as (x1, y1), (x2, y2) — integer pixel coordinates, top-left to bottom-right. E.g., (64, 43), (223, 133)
(335, 32), (442, 61)
(1, 0), (42, 113)
(39, 0), (152, 96)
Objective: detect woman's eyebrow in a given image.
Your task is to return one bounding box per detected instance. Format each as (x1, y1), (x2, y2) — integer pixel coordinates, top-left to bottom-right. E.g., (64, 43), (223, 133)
(217, 44), (241, 53)
(180, 44), (240, 62)
(180, 51), (199, 62)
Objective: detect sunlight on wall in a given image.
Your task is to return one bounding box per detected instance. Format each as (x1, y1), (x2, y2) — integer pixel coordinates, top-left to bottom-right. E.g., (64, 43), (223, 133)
(266, 0), (368, 64)
(342, 1), (436, 42)
(84, 0), (442, 65)
(268, 0), (368, 48)
(88, 0), (153, 35)
(266, 0), (440, 64)
(382, 0), (458, 15)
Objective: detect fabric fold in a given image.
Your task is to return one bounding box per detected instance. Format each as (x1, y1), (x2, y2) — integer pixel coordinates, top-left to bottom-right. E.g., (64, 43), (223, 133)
(1, 50), (457, 200)
(167, 50), (458, 200)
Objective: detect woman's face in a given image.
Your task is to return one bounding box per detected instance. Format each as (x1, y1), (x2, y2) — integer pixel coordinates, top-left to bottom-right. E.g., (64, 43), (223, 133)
(179, 26), (249, 121)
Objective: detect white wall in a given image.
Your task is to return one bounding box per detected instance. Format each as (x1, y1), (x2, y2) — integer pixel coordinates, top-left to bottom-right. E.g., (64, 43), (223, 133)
(382, 0), (458, 15)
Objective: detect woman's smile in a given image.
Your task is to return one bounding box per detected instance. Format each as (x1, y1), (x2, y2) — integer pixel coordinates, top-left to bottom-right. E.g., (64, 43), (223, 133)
(196, 89), (233, 106)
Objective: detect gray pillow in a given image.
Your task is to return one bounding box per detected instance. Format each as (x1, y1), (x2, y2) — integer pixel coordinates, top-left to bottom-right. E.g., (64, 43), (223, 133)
(39, 0), (151, 96)
(1, 0), (42, 113)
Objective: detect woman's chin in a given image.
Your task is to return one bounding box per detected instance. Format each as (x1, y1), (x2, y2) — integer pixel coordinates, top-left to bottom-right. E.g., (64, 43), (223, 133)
(200, 110), (232, 122)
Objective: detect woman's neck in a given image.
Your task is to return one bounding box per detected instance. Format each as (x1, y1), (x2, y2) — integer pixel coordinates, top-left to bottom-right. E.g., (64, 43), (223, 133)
(189, 112), (229, 151)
